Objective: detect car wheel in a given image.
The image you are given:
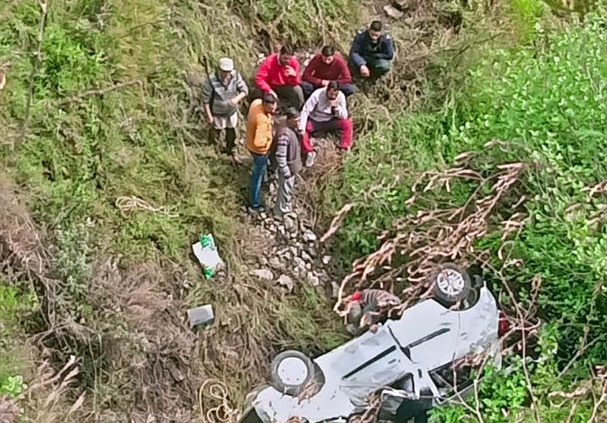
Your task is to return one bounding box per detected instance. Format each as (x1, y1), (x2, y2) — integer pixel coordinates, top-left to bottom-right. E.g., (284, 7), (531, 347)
(269, 350), (316, 396)
(432, 263), (472, 305)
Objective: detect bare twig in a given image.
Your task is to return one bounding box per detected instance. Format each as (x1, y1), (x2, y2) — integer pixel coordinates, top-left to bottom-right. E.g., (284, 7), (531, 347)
(320, 203), (355, 243)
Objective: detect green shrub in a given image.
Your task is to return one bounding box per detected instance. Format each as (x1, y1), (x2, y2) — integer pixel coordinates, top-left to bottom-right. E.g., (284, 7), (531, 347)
(330, 11), (607, 421)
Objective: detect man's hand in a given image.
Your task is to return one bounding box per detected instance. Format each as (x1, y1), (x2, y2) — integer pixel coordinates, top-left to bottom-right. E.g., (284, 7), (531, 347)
(285, 66), (296, 77)
(330, 99), (338, 108)
(360, 65), (370, 78)
(321, 79), (329, 87)
(206, 114), (214, 125)
(369, 324), (378, 333)
(269, 90), (278, 100)
(227, 97), (239, 106)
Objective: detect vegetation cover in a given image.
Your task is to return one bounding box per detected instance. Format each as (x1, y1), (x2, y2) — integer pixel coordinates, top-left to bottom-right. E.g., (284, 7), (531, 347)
(0, 0), (606, 422)
(329, 5), (607, 422)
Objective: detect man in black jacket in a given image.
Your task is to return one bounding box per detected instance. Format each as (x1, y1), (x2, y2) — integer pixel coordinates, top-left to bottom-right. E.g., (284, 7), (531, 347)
(349, 20), (395, 79)
(273, 108), (303, 217)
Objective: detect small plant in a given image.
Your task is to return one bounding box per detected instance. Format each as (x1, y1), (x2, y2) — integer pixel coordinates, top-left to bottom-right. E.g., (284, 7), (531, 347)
(0, 375), (26, 398)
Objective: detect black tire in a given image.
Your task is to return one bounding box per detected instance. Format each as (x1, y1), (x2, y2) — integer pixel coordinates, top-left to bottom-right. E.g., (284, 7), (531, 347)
(269, 350), (316, 396)
(432, 263), (472, 305)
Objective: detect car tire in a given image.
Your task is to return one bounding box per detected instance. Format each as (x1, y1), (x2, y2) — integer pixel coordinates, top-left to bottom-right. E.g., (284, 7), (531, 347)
(269, 350), (316, 396)
(432, 263), (472, 306)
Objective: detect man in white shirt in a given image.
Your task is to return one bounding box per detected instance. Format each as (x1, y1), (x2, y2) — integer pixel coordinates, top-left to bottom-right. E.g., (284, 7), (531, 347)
(299, 81), (353, 167)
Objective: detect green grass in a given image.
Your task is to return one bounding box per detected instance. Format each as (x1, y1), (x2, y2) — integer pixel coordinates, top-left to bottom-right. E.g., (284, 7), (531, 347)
(0, 284), (37, 398)
(0, 0), (363, 418)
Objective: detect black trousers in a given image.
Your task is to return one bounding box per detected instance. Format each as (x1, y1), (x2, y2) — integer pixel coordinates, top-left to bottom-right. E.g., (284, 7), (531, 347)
(250, 85), (304, 110)
(209, 127), (236, 154)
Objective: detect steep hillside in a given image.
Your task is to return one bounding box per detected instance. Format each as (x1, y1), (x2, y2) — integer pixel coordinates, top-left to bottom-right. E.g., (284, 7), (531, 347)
(2, 0), (605, 422)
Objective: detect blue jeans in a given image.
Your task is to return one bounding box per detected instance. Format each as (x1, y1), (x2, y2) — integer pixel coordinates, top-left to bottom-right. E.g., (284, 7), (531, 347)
(250, 153), (268, 208)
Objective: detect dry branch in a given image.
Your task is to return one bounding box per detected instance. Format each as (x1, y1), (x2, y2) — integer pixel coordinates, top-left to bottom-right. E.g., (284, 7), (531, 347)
(320, 203), (355, 243)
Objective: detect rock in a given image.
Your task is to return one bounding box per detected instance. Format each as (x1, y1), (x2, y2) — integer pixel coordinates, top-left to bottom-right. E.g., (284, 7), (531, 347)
(187, 304), (214, 328)
(307, 273), (321, 286)
(322, 255), (332, 265)
(303, 230), (317, 243)
(260, 212), (268, 220)
(258, 256), (268, 266)
(284, 214), (297, 232)
(308, 246), (317, 257)
(331, 282), (341, 298)
(301, 251), (313, 263)
(384, 4), (404, 19)
(269, 257), (282, 269)
(277, 274), (294, 292)
(392, 0), (411, 11)
(250, 268), (274, 281)
(289, 246), (299, 257)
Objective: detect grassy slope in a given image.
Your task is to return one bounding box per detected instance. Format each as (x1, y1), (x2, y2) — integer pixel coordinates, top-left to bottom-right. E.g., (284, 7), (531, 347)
(0, 0), (362, 420)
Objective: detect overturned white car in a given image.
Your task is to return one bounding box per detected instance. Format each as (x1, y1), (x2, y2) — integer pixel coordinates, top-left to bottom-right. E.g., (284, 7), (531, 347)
(239, 264), (508, 423)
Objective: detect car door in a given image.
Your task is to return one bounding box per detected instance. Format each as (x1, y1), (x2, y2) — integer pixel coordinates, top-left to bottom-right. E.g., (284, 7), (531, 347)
(385, 299), (461, 371)
(332, 326), (412, 403)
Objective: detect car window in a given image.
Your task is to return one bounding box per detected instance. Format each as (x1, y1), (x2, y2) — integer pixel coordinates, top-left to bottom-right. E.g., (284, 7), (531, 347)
(429, 361), (474, 393)
(238, 407), (264, 423)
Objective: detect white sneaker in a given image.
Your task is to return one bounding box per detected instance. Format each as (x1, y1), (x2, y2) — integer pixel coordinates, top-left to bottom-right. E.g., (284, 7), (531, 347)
(305, 151), (317, 167)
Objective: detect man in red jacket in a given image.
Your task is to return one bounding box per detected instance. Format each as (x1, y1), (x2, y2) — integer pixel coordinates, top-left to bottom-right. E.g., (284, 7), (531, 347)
(255, 44), (304, 109)
(302, 45), (355, 98)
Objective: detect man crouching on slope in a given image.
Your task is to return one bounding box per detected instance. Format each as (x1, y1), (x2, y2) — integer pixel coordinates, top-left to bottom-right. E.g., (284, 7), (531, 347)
(343, 289), (402, 336)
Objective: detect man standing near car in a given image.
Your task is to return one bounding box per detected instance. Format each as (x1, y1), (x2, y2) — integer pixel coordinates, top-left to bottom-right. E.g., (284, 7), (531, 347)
(202, 57), (249, 158)
(345, 289), (401, 335)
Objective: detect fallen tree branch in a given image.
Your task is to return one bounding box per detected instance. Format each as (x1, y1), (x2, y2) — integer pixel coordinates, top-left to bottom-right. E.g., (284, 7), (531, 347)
(54, 79), (142, 106)
(320, 203), (355, 243)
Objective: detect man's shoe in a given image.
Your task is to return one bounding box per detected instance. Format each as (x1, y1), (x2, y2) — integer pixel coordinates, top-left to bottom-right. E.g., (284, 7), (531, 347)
(305, 151), (317, 167)
(247, 205), (266, 214)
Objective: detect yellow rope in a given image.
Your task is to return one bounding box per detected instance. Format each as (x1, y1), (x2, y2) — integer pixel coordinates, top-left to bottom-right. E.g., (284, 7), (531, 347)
(198, 379), (238, 423)
(115, 195), (178, 218)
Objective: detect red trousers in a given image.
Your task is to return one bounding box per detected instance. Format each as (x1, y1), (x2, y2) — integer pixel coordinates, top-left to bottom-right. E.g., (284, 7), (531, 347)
(302, 117), (353, 153)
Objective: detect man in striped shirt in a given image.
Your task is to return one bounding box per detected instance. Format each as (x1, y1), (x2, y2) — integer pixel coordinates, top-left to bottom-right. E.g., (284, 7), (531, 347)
(202, 58), (249, 158)
(345, 289), (402, 335)
(273, 108), (303, 218)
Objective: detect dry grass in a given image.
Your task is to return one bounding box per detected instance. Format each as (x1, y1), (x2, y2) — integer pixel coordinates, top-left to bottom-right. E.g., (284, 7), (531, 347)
(0, 175), (50, 279)
(334, 142), (527, 310)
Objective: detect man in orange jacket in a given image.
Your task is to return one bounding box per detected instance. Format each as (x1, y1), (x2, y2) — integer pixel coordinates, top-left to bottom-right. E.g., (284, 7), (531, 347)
(246, 93), (278, 213)
(255, 44), (304, 109)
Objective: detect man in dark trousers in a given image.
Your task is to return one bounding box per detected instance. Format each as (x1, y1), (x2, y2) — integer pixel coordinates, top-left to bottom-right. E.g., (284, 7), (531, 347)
(201, 57), (249, 158)
(349, 20), (395, 79)
(273, 108), (303, 218)
(345, 289), (402, 335)
(255, 44), (304, 109)
(301, 45), (355, 98)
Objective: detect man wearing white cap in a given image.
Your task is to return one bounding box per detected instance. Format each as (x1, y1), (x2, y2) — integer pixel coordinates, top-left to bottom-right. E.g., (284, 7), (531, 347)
(202, 57), (249, 158)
